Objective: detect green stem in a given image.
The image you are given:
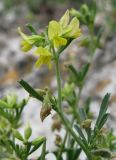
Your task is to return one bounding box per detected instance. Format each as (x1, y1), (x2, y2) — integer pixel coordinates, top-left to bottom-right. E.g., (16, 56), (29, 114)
(54, 57), (92, 160)
(57, 131), (68, 160)
(59, 110), (92, 159)
(89, 23), (95, 61)
(41, 139), (46, 160)
(73, 86), (83, 122)
(57, 118), (76, 160)
(55, 58), (62, 111)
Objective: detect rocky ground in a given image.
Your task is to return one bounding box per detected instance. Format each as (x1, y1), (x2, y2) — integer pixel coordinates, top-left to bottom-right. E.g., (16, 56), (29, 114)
(0, 1), (116, 159)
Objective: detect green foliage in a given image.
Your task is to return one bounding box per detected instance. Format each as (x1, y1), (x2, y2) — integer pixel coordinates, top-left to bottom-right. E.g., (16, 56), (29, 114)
(67, 63), (90, 86)
(10, 128), (45, 160)
(19, 79), (43, 101)
(0, 2), (116, 160)
(70, 2), (103, 55)
(0, 94), (27, 128)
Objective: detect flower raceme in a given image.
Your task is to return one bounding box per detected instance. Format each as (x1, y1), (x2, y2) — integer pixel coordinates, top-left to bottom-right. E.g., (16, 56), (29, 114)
(18, 10), (81, 68)
(48, 10), (81, 48)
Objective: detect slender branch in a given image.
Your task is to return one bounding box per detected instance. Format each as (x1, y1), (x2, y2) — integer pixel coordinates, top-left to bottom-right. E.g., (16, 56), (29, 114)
(41, 139), (46, 160)
(54, 56), (92, 160)
(57, 131), (68, 160)
(58, 109), (92, 159)
(55, 58), (62, 111)
(73, 86), (83, 122)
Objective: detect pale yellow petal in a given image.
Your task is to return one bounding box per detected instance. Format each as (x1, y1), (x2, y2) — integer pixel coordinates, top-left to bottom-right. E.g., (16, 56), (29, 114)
(72, 29), (82, 38)
(48, 21), (61, 40)
(35, 56), (52, 68)
(69, 17), (79, 28)
(48, 61), (52, 69)
(34, 47), (52, 56)
(35, 56), (44, 68)
(53, 36), (67, 48)
(59, 10), (70, 28)
(21, 41), (32, 52)
(65, 17), (81, 38)
(43, 56), (50, 64)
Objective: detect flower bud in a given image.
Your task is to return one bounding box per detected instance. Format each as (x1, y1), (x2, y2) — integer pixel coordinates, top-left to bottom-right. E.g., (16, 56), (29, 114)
(40, 93), (52, 122)
(24, 124), (32, 140)
(81, 4), (89, 15)
(40, 104), (52, 122)
(81, 119), (92, 128)
(32, 136), (45, 146)
(70, 8), (81, 19)
(12, 129), (23, 141)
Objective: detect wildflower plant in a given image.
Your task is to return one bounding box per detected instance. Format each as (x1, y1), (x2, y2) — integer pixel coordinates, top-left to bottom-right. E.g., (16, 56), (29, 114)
(0, 4), (116, 160)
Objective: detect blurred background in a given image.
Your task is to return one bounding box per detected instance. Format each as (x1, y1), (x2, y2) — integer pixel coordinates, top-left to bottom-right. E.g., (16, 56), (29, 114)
(0, 0), (116, 158)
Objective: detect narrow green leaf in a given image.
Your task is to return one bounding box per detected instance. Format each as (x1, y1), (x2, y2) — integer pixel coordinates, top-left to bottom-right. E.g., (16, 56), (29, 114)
(17, 99), (27, 109)
(79, 108), (92, 140)
(30, 137), (45, 154)
(98, 113), (110, 130)
(66, 64), (78, 79)
(73, 148), (81, 160)
(0, 100), (9, 108)
(6, 94), (17, 108)
(26, 23), (38, 35)
(97, 27), (104, 42)
(67, 63), (90, 86)
(95, 93), (110, 128)
(74, 124), (87, 142)
(12, 129), (24, 141)
(85, 97), (91, 114)
(79, 63), (90, 80)
(79, 108), (87, 121)
(66, 148), (74, 160)
(9, 140), (16, 150)
(86, 128), (92, 142)
(24, 124), (32, 140)
(18, 79), (43, 101)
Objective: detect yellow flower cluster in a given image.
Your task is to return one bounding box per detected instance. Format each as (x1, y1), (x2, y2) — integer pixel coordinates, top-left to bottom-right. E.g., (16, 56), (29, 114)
(18, 10), (81, 68)
(48, 10), (81, 48)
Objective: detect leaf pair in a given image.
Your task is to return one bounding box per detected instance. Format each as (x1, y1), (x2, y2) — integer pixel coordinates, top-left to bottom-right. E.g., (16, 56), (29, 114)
(67, 63), (90, 86)
(95, 93), (110, 131)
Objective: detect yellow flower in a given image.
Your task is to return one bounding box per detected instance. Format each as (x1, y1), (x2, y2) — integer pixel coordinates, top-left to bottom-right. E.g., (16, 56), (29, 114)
(59, 10), (81, 38)
(48, 10), (81, 48)
(48, 21), (67, 48)
(18, 27), (44, 52)
(34, 47), (52, 69)
(59, 10), (70, 28)
(65, 17), (81, 38)
(20, 40), (32, 52)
